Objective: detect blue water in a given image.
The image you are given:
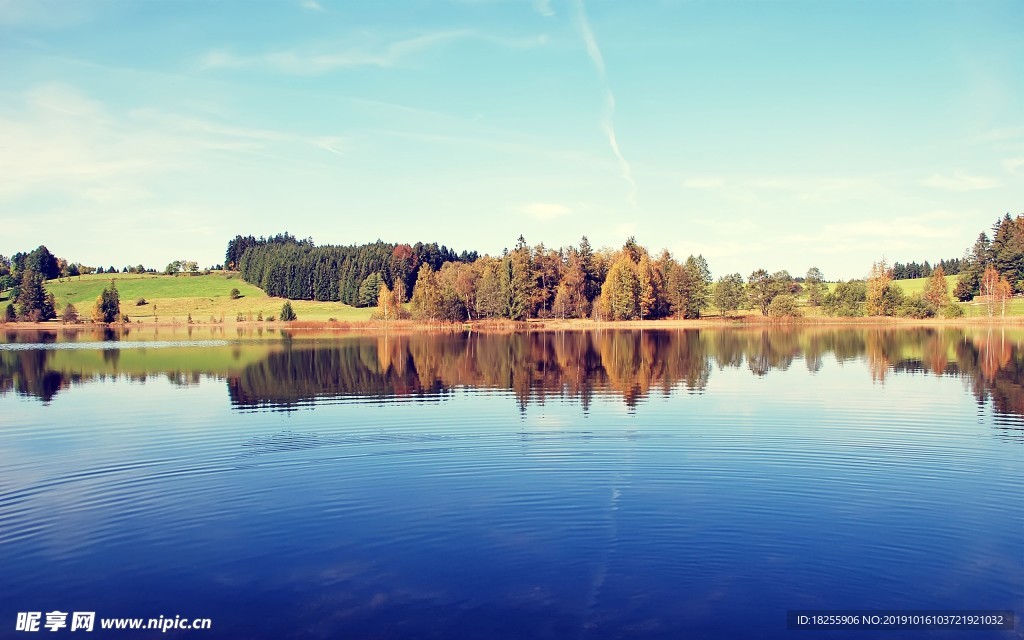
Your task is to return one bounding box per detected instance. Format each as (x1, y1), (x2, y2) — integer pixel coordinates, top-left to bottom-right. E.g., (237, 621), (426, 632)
(0, 329), (1021, 639)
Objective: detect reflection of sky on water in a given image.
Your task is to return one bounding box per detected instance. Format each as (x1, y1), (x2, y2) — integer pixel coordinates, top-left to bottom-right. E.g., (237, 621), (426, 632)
(0, 331), (1021, 639)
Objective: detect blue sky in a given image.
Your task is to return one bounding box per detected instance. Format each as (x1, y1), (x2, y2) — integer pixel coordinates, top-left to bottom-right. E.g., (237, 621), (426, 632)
(1, 0), (1021, 280)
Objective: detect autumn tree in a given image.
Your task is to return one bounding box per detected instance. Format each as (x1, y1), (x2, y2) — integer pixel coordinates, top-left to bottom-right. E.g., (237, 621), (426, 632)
(374, 283), (409, 321)
(556, 249), (590, 318)
(866, 259), (901, 316)
(475, 258), (505, 319)
(61, 303), (80, 324)
(600, 256), (640, 320)
(979, 265), (1000, 317)
(637, 254), (656, 320)
(996, 275), (1013, 317)
(411, 263), (444, 321)
(924, 265), (950, 309)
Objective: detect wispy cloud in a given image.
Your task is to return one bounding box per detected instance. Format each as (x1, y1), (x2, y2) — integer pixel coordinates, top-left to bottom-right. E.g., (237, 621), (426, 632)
(920, 172), (999, 191)
(682, 177), (725, 189)
(520, 202), (571, 220)
(534, 0), (554, 17)
(1003, 158), (1024, 174)
(572, 0), (636, 207)
(972, 126), (1024, 145)
(202, 30), (548, 75)
(0, 84), (346, 202)
(300, 0), (324, 11)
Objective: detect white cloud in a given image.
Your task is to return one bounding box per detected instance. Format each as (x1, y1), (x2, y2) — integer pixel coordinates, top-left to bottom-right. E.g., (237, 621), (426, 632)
(300, 0), (324, 11)
(201, 31), (548, 75)
(521, 202), (571, 220)
(682, 177), (725, 189)
(534, 0), (554, 17)
(0, 84), (346, 203)
(920, 172), (1000, 191)
(973, 126), (1024, 144)
(1003, 158), (1024, 174)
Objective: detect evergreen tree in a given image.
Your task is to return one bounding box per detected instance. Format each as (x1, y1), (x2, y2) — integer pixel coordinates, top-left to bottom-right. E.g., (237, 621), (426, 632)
(713, 274), (745, 317)
(280, 301), (297, 321)
(91, 281), (121, 323)
(475, 258), (505, 318)
(357, 273), (384, 307)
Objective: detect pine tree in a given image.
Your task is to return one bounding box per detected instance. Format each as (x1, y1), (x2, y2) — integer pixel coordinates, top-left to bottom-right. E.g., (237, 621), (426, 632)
(280, 301), (297, 321)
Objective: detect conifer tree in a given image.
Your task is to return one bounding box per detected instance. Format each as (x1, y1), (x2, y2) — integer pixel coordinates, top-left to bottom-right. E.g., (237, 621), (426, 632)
(280, 301), (297, 321)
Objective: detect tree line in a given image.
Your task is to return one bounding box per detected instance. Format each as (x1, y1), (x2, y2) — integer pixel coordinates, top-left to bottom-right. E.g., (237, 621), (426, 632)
(955, 213), (1024, 303)
(891, 258), (962, 280)
(388, 236), (823, 321)
(230, 233), (477, 306)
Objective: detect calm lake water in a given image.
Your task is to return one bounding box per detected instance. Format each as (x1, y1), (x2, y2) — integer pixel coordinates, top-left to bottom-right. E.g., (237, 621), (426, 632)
(1, 327), (1021, 639)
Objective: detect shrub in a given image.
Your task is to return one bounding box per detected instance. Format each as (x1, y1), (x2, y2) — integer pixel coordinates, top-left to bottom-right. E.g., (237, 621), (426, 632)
(257, 311), (263, 321)
(896, 294), (934, 319)
(229, 288), (241, 300)
(266, 315), (276, 322)
(280, 301), (297, 321)
(823, 281), (866, 317)
(768, 294), (802, 318)
(939, 303), (965, 319)
(136, 298), (147, 306)
(236, 312), (245, 322)
(3, 303), (15, 323)
(61, 303), (80, 324)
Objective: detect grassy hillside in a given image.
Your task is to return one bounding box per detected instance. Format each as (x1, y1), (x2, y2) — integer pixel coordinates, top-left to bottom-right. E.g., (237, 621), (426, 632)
(894, 274), (957, 296)
(43, 272), (372, 323)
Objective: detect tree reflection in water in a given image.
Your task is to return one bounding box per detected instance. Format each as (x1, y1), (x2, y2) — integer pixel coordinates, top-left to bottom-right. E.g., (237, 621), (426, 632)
(2, 328), (1024, 439)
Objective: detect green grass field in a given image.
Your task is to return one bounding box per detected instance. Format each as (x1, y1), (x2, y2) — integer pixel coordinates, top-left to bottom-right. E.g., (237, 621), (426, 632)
(893, 274), (957, 296)
(39, 272), (372, 323)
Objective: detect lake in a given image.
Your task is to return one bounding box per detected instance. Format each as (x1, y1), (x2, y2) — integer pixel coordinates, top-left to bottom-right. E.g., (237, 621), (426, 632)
(1, 327), (1021, 639)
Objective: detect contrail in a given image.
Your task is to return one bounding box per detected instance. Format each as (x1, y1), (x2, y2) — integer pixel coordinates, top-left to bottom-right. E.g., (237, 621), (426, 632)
(573, 0), (637, 207)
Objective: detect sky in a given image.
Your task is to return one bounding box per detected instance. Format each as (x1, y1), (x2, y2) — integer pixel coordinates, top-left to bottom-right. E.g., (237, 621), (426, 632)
(0, 0), (1021, 280)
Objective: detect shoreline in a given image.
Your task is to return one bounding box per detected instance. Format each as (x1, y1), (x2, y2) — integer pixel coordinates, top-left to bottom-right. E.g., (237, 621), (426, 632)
(3, 315), (1023, 333)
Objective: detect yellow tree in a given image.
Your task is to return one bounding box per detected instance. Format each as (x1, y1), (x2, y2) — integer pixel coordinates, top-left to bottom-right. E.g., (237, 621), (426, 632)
(924, 265), (950, 309)
(637, 254), (655, 320)
(866, 259), (893, 316)
(981, 265), (1000, 317)
(996, 275), (1013, 317)
(376, 283), (400, 321)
